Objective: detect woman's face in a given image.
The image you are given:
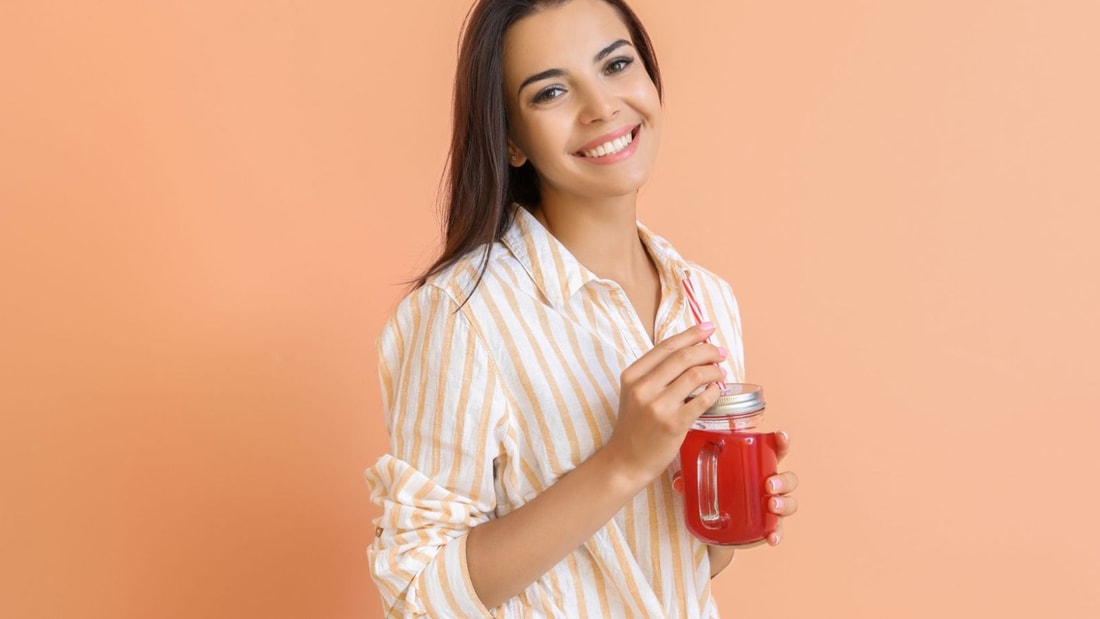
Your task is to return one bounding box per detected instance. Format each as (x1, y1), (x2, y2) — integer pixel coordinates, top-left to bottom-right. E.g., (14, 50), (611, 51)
(503, 0), (661, 204)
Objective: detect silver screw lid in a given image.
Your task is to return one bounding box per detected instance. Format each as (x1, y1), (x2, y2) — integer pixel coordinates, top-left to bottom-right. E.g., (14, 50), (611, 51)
(702, 383), (765, 417)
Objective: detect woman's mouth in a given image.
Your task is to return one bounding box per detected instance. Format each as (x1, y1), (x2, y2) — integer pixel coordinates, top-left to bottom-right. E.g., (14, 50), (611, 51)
(574, 126), (641, 164)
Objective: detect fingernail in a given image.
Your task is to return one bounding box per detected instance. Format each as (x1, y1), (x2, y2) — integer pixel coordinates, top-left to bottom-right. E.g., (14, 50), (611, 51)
(770, 478), (781, 493)
(773, 497), (784, 512)
(779, 430), (790, 442)
(716, 346), (728, 358)
(700, 322), (715, 332)
(720, 365), (728, 377)
(772, 532), (782, 545)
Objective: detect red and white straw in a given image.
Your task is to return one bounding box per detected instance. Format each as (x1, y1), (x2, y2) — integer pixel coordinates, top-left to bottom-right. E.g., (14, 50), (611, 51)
(682, 274), (727, 391)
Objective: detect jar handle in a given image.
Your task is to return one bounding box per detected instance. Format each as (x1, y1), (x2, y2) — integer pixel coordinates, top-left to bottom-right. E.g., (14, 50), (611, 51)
(698, 440), (729, 530)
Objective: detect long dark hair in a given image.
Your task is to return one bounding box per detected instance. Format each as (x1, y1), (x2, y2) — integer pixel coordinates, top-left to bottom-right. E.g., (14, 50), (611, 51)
(415, 0), (663, 300)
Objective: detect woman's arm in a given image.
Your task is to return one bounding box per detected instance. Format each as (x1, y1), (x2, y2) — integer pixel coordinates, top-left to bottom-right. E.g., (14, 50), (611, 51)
(707, 546), (736, 578)
(466, 444), (647, 608)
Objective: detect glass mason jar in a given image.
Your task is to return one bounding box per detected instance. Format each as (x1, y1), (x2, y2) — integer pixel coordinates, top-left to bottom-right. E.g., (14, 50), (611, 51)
(679, 383), (778, 547)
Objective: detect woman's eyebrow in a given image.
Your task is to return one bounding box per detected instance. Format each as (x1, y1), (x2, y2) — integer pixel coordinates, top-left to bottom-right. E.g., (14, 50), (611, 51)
(518, 68), (566, 96)
(594, 39), (632, 62)
(517, 39), (635, 97)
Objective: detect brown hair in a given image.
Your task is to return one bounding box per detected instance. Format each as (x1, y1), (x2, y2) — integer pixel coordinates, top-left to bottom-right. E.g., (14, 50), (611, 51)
(415, 0), (663, 301)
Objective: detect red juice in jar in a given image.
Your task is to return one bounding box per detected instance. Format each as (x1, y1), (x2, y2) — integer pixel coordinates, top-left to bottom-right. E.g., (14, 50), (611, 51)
(679, 383), (778, 546)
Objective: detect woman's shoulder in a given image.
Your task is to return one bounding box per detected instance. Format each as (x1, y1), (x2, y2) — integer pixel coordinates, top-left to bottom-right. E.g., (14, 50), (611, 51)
(379, 244), (525, 370)
(388, 241), (519, 323)
(418, 241), (518, 303)
(684, 262), (736, 295)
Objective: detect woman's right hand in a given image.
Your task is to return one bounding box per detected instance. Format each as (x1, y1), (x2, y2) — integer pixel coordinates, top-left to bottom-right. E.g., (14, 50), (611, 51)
(603, 322), (729, 490)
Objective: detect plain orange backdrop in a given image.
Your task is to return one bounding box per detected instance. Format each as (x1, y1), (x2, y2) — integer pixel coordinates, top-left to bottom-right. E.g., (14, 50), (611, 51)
(2, 1), (1099, 617)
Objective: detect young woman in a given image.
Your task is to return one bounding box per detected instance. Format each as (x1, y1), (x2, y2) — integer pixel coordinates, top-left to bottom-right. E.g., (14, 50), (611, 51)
(366, 0), (800, 615)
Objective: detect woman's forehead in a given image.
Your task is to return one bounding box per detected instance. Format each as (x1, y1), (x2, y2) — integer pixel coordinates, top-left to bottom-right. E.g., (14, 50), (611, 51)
(502, 0), (632, 84)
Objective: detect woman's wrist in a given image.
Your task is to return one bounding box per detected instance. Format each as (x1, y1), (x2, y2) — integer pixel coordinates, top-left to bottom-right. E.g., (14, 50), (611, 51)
(707, 545), (735, 578)
(590, 443), (658, 500)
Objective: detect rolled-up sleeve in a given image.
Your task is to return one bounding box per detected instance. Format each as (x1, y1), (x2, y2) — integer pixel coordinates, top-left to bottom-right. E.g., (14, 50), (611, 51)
(365, 284), (508, 617)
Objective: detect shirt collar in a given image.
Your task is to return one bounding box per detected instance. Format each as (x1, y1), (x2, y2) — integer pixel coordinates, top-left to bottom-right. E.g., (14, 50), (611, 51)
(501, 205), (692, 309)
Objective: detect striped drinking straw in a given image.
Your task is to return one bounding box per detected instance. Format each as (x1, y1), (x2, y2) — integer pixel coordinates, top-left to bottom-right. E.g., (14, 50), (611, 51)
(681, 273), (728, 391)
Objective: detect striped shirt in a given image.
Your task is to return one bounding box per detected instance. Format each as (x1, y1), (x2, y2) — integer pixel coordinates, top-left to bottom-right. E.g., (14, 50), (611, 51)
(365, 206), (745, 618)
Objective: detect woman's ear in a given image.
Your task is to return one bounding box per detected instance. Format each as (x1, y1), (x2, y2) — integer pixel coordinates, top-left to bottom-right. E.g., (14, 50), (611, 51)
(507, 140), (528, 168)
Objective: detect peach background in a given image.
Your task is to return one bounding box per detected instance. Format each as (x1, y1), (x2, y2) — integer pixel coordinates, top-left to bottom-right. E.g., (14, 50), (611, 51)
(2, 1), (1098, 617)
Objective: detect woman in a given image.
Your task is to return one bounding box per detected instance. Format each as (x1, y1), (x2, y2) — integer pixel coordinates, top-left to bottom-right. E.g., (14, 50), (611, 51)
(366, 0), (800, 616)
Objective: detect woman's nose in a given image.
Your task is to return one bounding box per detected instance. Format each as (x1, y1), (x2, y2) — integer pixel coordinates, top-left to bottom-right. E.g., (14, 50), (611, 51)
(578, 84), (619, 124)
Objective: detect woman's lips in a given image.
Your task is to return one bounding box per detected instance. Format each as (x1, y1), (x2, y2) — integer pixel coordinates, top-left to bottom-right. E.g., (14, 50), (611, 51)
(574, 126), (641, 164)
(574, 124), (639, 155)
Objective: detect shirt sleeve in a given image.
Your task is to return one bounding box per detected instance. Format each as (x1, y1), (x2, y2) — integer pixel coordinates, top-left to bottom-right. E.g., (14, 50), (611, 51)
(365, 284), (509, 617)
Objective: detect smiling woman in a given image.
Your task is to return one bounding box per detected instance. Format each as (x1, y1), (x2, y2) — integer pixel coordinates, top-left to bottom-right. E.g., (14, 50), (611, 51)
(364, 1), (799, 616)
(416, 0), (664, 289)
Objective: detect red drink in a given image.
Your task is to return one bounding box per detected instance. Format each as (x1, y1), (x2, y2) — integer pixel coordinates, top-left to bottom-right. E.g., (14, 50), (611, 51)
(679, 383), (778, 546)
(680, 428), (778, 546)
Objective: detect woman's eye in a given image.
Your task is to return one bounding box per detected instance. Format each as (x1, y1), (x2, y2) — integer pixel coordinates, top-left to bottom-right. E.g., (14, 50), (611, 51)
(533, 86), (565, 103)
(605, 57), (634, 75)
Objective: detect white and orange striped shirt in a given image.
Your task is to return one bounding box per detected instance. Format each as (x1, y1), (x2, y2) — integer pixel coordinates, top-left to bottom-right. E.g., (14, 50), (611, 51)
(366, 206), (745, 618)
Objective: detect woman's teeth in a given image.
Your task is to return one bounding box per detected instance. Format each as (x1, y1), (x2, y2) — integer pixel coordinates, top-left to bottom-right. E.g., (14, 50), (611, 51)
(581, 130), (634, 158)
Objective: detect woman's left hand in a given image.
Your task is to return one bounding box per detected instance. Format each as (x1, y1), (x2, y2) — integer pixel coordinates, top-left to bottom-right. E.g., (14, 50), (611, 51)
(764, 430), (799, 546)
(672, 430), (799, 546)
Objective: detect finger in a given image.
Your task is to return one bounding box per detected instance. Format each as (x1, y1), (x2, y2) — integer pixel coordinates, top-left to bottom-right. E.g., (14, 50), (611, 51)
(625, 324), (718, 379)
(774, 430), (791, 461)
(650, 343), (728, 391)
(769, 495), (799, 517)
(768, 521), (784, 546)
(664, 363), (727, 408)
(677, 382), (723, 421)
(766, 471), (800, 495)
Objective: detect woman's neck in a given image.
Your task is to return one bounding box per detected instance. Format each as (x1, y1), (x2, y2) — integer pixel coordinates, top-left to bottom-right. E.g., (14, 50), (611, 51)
(532, 192), (653, 287)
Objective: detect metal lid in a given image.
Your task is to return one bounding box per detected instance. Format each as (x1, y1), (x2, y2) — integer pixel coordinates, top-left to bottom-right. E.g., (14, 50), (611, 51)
(702, 383), (765, 417)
